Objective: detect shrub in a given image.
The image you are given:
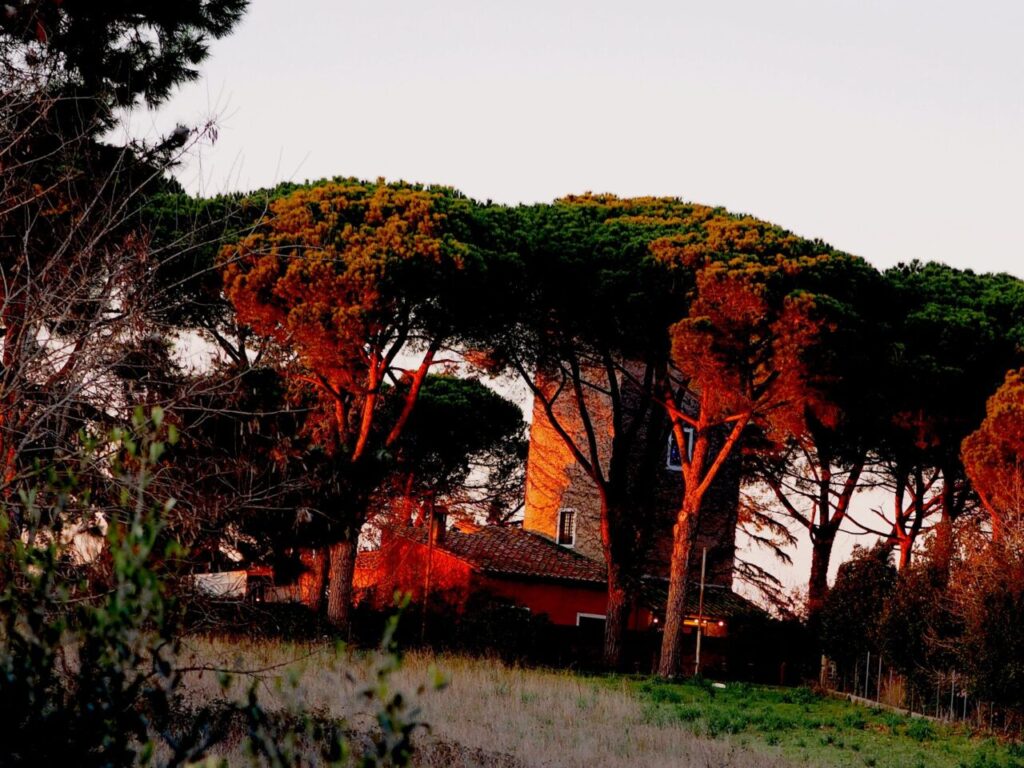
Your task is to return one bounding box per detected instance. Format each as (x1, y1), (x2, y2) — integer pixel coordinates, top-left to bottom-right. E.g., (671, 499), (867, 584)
(0, 409), (434, 766)
(907, 718), (936, 742)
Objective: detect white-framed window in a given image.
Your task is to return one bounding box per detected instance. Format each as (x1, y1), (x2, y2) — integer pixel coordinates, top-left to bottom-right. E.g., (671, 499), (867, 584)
(666, 426), (696, 471)
(576, 612), (606, 629)
(557, 507), (576, 547)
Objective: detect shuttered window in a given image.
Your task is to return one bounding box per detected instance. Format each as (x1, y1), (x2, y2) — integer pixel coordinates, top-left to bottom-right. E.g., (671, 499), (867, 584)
(558, 508), (575, 547)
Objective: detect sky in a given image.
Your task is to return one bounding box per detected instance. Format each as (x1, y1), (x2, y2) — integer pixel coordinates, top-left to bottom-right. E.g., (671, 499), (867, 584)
(128, 0), (1024, 279)
(131, 1), (1023, 595)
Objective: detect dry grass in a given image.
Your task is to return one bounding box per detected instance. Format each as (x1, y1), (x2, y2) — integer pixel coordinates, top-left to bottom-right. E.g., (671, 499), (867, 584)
(177, 637), (792, 767)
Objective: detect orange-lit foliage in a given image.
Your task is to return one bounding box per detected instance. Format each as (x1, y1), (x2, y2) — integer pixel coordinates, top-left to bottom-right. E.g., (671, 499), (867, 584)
(962, 368), (1024, 537)
(220, 179), (470, 626)
(222, 180), (466, 460)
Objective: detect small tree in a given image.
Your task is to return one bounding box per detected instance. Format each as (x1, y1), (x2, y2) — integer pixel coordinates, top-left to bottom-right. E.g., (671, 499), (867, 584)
(381, 375), (527, 526)
(819, 545), (896, 667)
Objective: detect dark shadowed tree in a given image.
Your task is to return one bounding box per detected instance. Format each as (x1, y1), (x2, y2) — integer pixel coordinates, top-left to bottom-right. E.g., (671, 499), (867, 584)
(876, 263), (1024, 569)
(380, 375), (527, 527)
(819, 545), (896, 667)
(0, 1), (246, 521)
(484, 195), (709, 668)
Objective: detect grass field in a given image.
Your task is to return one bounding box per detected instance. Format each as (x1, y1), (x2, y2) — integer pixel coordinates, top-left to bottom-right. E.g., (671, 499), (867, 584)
(634, 677), (1024, 768)
(178, 638), (1023, 767)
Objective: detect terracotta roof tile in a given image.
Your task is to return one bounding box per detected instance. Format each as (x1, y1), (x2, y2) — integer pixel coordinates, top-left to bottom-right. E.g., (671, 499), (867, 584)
(356, 548), (382, 571)
(393, 525), (607, 585)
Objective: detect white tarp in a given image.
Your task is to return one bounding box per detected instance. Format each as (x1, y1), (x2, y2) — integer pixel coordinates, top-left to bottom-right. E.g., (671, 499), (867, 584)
(193, 570), (247, 599)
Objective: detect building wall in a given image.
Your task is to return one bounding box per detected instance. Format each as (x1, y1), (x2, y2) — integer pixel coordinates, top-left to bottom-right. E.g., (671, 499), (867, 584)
(522, 365), (611, 564)
(476, 574), (655, 629)
(522, 365), (738, 587)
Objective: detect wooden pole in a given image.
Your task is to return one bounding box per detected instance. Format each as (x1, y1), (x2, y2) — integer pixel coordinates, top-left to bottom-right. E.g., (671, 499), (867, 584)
(694, 547), (708, 677)
(865, 651), (871, 699)
(877, 655), (883, 702)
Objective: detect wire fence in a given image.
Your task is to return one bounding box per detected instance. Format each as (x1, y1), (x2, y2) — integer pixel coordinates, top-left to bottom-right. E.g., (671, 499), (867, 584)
(820, 653), (1017, 735)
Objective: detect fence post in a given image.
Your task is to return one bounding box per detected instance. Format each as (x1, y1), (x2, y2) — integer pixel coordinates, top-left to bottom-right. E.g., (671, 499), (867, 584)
(950, 672), (956, 721)
(865, 651), (871, 699)
(877, 655), (883, 702)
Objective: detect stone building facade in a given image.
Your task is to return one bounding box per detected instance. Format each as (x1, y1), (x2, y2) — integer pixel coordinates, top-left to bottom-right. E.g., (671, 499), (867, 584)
(522, 366), (740, 588)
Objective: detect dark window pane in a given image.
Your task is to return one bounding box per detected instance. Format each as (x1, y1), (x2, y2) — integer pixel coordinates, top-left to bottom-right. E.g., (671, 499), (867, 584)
(558, 508), (575, 545)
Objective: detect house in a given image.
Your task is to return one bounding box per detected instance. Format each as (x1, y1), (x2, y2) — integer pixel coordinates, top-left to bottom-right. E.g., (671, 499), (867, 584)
(354, 365), (761, 647)
(354, 513), (632, 627)
(354, 512), (759, 637)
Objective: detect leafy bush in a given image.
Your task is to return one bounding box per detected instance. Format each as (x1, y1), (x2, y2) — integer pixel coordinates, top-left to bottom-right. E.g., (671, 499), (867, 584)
(0, 408), (435, 766)
(0, 409), (200, 766)
(907, 718), (936, 742)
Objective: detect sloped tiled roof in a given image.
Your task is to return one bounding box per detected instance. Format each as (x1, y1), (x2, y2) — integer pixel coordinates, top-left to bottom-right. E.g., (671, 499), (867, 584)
(389, 524), (607, 585)
(639, 579), (764, 619)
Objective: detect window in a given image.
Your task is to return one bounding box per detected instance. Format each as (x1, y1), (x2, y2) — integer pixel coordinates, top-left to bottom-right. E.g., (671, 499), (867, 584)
(666, 427), (696, 471)
(557, 508), (576, 547)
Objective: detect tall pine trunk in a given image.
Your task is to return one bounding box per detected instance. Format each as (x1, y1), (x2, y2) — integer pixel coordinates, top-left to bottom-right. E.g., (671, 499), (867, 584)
(657, 498), (697, 677)
(599, 492), (637, 669)
(807, 527), (837, 619)
(298, 547), (327, 613)
(326, 537), (358, 632)
(603, 561), (631, 669)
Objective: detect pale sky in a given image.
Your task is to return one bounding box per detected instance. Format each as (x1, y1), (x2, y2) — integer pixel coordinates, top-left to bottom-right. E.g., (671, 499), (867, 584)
(131, 1), (1024, 598)
(129, 0), (1024, 279)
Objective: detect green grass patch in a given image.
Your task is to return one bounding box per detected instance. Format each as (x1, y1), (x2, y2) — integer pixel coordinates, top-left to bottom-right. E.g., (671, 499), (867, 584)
(630, 677), (1024, 768)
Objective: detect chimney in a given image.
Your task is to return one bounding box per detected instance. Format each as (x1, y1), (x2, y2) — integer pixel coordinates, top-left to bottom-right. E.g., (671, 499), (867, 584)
(428, 508), (447, 547)
(454, 517), (481, 534)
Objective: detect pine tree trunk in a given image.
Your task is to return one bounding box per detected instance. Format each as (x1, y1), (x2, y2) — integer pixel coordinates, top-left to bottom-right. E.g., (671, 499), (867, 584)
(658, 500), (697, 678)
(931, 511), (954, 574)
(603, 562), (631, 669)
(898, 537), (913, 571)
(807, 529), (837, 619)
(326, 538), (358, 632)
(298, 547), (327, 613)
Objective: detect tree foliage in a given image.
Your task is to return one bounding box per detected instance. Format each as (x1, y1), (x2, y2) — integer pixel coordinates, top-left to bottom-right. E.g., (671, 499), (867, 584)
(383, 375), (527, 523)
(962, 367), (1024, 535)
(1, 0), (247, 119)
(877, 262), (1024, 565)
